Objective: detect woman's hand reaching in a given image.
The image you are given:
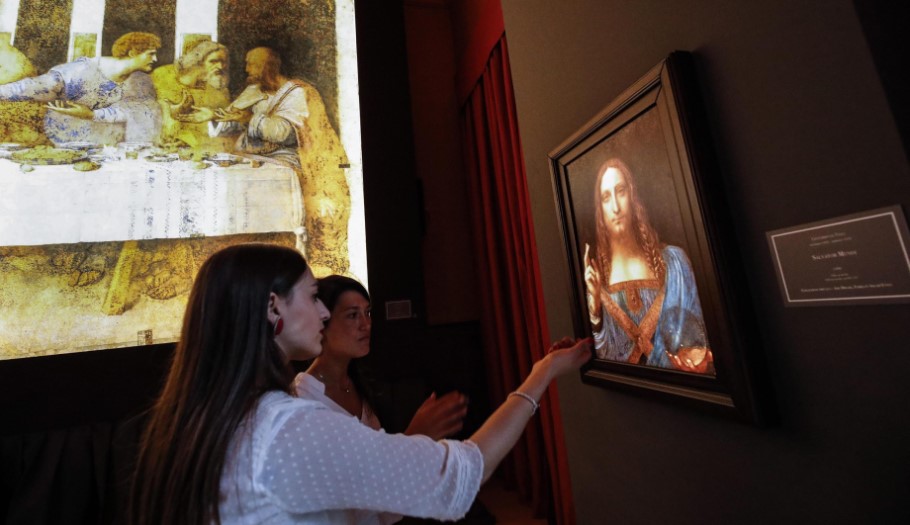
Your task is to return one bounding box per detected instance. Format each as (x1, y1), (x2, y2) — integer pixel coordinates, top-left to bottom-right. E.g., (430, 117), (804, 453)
(404, 391), (469, 440)
(535, 336), (593, 381)
(469, 335), (591, 481)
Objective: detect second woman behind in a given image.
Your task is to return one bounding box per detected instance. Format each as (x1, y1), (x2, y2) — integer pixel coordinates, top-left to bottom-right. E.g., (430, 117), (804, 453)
(297, 275), (469, 439)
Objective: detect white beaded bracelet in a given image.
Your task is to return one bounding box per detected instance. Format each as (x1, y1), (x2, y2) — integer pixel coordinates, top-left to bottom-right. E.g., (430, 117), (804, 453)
(508, 391), (539, 415)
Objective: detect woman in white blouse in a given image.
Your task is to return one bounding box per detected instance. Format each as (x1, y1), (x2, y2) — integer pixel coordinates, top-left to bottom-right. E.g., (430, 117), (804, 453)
(296, 275), (469, 525)
(296, 275), (468, 439)
(130, 244), (591, 524)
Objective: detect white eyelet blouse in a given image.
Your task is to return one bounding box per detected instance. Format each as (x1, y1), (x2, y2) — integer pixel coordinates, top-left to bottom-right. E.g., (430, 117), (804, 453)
(217, 390), (483, 524)
(293, 372), (396, 524)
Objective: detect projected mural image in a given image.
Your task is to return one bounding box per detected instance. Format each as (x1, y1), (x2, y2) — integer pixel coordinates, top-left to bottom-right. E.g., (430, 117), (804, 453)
(0, 0), (366, 359)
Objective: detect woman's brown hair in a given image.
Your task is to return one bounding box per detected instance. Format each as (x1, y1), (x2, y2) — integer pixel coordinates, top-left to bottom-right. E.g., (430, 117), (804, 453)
(130, 243), (309, 525)
(315, 275), (381, 408)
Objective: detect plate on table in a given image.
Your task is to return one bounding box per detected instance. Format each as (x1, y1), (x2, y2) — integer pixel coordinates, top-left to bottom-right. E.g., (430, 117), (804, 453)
(206, 153), (247, 167)
(10, 146), (87, 165)
(58, 141), (101, 151)
(118, 142), (152, 151)
(145, 153), (179, 162)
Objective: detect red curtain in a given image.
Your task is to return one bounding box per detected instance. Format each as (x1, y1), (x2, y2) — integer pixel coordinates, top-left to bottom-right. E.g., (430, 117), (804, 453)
(461, 37), (576, 525)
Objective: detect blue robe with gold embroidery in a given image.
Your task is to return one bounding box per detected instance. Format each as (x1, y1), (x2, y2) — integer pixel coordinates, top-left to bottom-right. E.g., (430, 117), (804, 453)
(592, 245), (710, 371)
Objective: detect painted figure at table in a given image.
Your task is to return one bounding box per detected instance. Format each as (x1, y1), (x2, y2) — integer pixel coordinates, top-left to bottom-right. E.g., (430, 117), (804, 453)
(152, 40), (231, 150)
(0, 32), (162, 146)
(212, 46), (351, 277)
(0, 40), (47, 146)
(584, 158), (715, 375)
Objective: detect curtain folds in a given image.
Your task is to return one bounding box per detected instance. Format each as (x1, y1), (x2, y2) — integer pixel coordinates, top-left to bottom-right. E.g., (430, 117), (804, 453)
(461, 36), (575, 525)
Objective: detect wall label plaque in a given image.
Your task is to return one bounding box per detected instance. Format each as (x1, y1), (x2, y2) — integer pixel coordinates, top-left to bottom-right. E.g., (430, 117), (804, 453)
(767, 205), (910, 306)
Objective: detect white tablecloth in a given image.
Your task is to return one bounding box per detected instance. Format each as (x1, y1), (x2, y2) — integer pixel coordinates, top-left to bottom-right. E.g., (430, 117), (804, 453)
(0, 156), (303, 246)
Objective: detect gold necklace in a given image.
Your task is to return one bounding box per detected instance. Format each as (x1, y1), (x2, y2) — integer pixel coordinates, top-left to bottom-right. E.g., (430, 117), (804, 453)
(316, 372), (353, 394)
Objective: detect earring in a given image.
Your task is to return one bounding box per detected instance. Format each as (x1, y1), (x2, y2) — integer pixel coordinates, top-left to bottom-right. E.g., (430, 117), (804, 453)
(273, 316), (284, 337)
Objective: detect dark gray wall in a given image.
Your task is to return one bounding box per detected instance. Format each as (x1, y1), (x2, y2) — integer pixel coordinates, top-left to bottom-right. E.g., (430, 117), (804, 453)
(502, 1), (910, 523)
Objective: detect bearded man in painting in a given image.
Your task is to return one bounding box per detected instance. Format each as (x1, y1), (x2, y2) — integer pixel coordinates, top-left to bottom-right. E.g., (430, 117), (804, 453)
(152, 40), (230, 149)
(213, 46), (351, 277)
(584, 158), (715, 375)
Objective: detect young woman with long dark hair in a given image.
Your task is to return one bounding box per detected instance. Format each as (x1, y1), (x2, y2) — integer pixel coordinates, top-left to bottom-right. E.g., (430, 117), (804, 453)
(130, 243), (590, 524)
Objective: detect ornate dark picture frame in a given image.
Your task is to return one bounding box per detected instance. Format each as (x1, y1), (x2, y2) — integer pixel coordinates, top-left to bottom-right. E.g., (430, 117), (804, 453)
(549, 51), (767, 423)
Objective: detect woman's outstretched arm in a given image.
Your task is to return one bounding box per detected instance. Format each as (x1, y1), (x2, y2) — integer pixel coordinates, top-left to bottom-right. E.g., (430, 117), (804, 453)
(469, 337), (591, 481)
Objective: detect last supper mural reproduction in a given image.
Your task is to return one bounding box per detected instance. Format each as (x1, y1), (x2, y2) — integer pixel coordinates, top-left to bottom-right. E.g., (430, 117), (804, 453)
(0, 0), (366, 359)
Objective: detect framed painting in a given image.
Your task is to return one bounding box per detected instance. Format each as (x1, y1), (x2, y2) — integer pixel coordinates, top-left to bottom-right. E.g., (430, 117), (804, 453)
(0, 0), (366, 360)
(549, 51), (767, 422)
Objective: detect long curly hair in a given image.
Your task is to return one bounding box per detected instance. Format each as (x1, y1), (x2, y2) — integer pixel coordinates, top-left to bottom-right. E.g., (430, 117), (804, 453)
(111, 32), (161, 58)
(130, 244), (308, 525)
(592, 158), (665, 285)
